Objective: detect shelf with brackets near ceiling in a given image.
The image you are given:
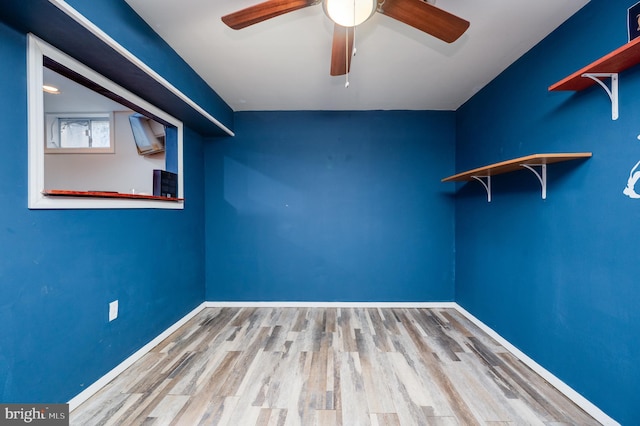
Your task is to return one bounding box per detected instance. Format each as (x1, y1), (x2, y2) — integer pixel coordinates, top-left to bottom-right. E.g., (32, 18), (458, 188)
(441, 153), (592, 202)
(549, 36), (640, 120)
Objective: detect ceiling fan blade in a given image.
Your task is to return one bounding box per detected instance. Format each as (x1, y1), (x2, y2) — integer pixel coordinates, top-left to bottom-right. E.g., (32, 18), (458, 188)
(222, 0), (318, 30)
(330, 24), (354, 76)
(378, 0), (469, 43)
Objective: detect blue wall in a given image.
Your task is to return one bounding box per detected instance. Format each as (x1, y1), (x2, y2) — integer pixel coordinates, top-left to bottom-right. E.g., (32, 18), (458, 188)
(455, 0), (639, 423)
(0, 12), (208, 404)
(205, 111), (455, 302)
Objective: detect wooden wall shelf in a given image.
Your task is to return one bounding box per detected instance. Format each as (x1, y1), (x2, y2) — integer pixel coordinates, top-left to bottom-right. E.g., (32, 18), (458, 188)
(442, 153), (592, 202)
(548, 37), (640, 120)
(549, 37), (640, 91)
(43, 190), (183, 202)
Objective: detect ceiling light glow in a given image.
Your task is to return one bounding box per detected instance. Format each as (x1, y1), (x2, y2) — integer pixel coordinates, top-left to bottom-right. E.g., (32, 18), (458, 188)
(42, 85), (60, 94)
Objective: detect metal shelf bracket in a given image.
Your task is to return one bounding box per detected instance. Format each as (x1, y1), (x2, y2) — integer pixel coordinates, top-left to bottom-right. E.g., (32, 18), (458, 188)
(581, 73), (619, 120)
(471, 175), (492, 202)
(520, 163), (547, 199)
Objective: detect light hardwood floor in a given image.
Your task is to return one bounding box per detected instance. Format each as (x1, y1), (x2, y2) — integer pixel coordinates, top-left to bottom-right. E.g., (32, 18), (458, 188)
(70, 307), (601, 425)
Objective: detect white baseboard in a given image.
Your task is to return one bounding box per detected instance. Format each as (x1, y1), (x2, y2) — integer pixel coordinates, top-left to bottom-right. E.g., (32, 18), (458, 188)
(453, 304), (620, 426)
(68, 300), (618, 425)
(67, 302), (206, 411)
(203, 301), (458, 308)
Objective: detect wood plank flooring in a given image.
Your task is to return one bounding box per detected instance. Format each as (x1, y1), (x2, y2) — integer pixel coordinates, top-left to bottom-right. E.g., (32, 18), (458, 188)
(70, 307), (601, 425)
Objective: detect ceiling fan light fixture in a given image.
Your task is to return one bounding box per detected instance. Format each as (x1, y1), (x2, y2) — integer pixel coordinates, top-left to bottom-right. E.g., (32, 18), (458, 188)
(323, 0), (376, 27)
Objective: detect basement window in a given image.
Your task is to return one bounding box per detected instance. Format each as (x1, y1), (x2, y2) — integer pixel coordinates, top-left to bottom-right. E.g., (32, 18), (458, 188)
(27, 34), (184, 209)
(45, 113), (115, 153)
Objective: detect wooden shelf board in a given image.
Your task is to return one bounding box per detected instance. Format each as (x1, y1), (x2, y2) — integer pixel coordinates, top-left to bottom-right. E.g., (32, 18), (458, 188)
(549, 37), (640, 91)
(441, 153), (592, 182)
(43, 189), (183, 202)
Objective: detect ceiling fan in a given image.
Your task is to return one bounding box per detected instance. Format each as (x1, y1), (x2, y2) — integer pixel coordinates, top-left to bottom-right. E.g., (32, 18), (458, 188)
(221, 0), (470, 77)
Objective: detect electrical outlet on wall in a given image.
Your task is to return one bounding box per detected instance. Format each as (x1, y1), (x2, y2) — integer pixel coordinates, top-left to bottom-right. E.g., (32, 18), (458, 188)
(109, 300), (118, 322)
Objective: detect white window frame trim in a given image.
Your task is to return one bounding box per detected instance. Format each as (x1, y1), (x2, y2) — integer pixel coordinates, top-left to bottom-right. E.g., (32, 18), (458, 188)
(27, 34), (184, 209)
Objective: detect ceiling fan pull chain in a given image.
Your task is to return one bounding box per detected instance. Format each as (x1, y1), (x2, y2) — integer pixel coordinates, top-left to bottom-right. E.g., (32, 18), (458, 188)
(352, 0), (357, 57)
(344, 0), (357, 88)
(345, 25), (350, 87)
(353, 26), (357, 57)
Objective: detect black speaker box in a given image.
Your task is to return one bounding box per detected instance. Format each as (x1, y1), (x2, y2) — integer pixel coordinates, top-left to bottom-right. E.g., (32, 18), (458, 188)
(153, 170), (178, 198)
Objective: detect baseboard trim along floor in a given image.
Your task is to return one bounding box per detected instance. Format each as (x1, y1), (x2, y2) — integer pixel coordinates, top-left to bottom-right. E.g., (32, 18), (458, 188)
(452, 304), (617, 426)
(67, 302), (207, 411)
(67, 301), (619, 425)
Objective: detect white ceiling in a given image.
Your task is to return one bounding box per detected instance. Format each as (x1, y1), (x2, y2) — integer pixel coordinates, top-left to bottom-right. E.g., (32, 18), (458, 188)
(124, 0), (589, 112)
(43, 68), (126, 113)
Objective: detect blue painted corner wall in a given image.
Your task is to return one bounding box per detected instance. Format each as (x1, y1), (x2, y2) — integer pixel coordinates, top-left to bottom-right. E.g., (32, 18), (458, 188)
(204, 111), (456, 302)
(0, 6), (211, 404)
(456, 0), (639, 424)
